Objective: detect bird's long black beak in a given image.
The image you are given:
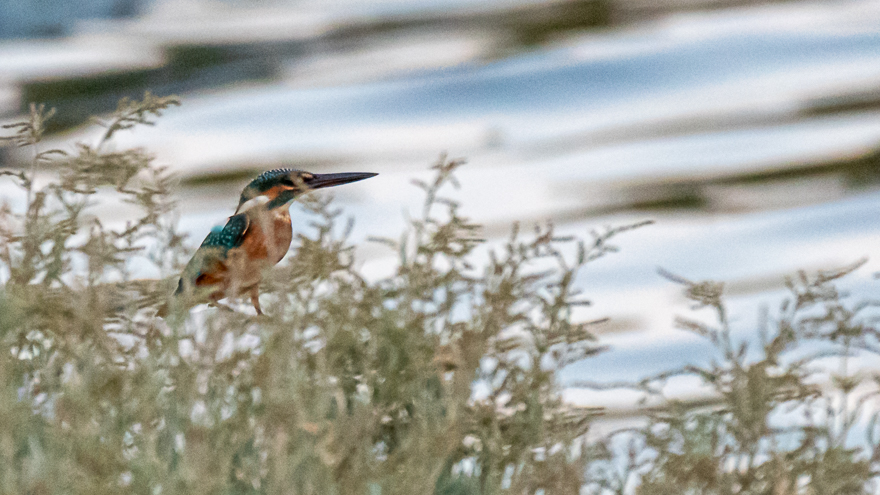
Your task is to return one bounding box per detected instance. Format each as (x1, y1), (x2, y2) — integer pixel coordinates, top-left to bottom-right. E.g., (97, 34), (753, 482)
(304, 172), (378, 190)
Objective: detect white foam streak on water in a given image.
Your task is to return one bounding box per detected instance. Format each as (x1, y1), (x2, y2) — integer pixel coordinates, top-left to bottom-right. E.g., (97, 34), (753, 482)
(282, 30), (495, 88)
(0, 37), (163, 82)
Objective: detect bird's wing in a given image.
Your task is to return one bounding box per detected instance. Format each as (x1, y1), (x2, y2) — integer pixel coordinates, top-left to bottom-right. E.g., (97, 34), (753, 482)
(200, 213), (251, 250)
(175, 213), (251, 295)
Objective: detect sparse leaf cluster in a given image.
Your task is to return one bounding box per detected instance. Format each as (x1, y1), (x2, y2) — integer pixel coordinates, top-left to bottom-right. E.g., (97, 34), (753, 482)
(585, 262), (880, 494)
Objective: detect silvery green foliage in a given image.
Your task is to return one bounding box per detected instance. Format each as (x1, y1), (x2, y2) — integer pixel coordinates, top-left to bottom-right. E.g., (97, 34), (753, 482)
(585, 262), (880, 495)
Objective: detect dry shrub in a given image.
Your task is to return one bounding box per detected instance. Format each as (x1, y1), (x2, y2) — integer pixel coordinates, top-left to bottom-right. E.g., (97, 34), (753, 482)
(0, 95), (634, 495)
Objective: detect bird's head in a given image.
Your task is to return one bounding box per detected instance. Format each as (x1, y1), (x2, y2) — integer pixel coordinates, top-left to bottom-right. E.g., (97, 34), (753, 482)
(235, 168), (377, 214)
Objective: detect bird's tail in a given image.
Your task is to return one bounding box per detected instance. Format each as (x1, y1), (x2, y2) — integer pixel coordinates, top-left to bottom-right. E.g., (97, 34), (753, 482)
(103, 277), (180, 319)
(155, 278), (185, 318)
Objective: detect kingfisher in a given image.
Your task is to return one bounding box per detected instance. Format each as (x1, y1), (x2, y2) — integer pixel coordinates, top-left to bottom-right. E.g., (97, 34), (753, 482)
(166, 168), (377, 316)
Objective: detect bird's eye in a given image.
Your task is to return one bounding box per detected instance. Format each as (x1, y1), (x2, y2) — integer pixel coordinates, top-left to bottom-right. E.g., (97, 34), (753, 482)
(280, 177), (296, 186)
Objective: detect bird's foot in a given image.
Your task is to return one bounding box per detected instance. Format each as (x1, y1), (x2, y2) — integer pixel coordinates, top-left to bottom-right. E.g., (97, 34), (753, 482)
(208, 300), (237, 313)
(250, 289), (263, 316)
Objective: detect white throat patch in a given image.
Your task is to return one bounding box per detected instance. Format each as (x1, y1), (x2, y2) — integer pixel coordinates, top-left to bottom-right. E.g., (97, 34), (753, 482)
(236, 194), (270, 214)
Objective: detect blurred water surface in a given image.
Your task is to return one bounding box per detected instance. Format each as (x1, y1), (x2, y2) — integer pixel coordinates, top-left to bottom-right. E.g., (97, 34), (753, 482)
(3, 0), (880, 411)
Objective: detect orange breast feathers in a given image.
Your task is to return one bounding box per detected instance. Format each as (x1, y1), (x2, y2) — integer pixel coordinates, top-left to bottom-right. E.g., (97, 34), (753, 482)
(237, 209), (293, 266)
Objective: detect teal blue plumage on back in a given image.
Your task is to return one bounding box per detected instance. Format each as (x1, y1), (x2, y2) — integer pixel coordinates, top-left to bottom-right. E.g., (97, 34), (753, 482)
(201, 214), (250, 250)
